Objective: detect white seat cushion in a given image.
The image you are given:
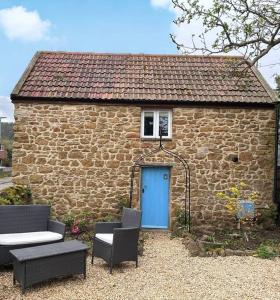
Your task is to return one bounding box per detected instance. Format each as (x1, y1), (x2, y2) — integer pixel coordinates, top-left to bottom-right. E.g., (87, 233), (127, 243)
(95, 233), (113, 245)
(0, 231), (63, 246)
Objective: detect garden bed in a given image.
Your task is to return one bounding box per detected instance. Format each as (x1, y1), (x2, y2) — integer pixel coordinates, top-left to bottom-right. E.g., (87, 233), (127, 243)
(183, 225), (280, 259)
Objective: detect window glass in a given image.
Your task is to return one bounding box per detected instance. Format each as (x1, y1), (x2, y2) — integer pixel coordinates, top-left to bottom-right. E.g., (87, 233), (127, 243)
(144, 112), (154, 136)
(159, 111), (169, 136)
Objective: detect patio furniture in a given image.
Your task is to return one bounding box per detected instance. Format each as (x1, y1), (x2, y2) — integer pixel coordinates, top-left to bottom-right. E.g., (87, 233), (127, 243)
(10, 240), (88, 294)
(91, 207), (141, 273)
(0, 205), (65, 265)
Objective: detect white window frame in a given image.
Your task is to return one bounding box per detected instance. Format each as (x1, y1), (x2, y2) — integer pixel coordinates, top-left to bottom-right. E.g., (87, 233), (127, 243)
(141, 109), (172, 139)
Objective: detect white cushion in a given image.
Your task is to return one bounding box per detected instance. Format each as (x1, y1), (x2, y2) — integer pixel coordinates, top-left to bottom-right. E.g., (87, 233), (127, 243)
(95, 233), (113, 244)
(0, 231), (63, 246)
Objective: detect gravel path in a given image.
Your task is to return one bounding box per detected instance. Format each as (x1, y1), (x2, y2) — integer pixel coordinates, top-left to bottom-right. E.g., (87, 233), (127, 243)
(1, 232), (280, 299)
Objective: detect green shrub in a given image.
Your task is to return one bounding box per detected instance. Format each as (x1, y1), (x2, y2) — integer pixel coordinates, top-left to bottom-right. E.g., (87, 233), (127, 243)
(175, 207), (189, 227)
(62, 209), (95, 238)
(256, 244), (277, 259)
(63, 214), (75, 228)
(171, 207), (190, 238)
(0, 185), (32, 205)
(98, 214), (117, 222)
(115, 197), (130, 215)
(257, 205), (277, 224)
(0, 197), (10, 205)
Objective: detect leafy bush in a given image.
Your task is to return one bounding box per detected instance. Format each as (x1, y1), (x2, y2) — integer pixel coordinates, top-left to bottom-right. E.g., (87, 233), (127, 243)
(175, 207), (188, 226)
(0, 197), (10, 205)
(171, 207), (189, 238)
(98, 214), (117, 222)
(0, 185), (32, 205)
(62, 210), (95, 239)
(63, 214), (75, 228)
(257, 205), (277, 225)
(115, 196), (130, 215)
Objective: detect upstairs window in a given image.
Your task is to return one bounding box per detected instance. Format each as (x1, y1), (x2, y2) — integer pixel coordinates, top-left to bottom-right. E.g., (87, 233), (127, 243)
(141, 110), (172, 139)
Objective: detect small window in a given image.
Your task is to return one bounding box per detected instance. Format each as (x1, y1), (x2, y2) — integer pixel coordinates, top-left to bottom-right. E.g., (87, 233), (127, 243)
(144, 111), (154, 136)
(159, 111), (169, 137)
(141, 110), (172, 139)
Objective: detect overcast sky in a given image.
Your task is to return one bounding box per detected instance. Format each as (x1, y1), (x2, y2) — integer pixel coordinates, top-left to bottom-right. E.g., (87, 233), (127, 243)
(0, 0), (279, 122)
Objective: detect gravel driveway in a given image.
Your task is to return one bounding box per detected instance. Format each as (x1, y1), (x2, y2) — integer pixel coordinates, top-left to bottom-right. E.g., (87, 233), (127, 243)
(1, 232), (280, 300)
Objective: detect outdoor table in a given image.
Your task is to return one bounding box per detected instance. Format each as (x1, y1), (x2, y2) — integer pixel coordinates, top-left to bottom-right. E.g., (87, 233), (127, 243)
(10, 240), (88, 293)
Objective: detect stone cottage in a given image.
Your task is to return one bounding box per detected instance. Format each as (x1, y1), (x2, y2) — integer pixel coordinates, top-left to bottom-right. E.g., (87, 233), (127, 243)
(11, 51), (278, 228)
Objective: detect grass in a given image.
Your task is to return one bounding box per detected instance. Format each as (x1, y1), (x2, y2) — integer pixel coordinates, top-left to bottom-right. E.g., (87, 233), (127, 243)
(256, 244), (278, 259)
(0, 171), (11, 179)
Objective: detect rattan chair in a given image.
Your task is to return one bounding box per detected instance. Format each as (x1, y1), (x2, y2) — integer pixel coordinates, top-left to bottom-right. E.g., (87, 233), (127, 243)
(91, 208), (141, 273)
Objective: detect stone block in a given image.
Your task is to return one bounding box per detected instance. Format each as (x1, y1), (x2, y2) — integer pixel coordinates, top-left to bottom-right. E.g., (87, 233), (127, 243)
(106, 161), (120, 168)
(68, 151), (84, 159)
(29, 174), (43, 184)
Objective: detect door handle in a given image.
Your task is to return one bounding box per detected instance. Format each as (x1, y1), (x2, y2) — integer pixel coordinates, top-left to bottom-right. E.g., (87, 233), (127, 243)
(142, 188), (144, 193)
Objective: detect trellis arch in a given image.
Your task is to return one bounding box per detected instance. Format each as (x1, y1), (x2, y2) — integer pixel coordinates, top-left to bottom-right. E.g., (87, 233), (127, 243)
(129, 134), (191, 232)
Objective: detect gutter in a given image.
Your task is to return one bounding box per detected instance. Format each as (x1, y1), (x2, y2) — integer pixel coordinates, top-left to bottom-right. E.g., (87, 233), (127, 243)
(10, 94), (276, 109)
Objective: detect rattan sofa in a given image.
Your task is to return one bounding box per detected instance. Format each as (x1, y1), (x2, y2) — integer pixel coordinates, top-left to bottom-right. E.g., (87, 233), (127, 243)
(91, 208), (141, 273)
(0, 205), (65, 265)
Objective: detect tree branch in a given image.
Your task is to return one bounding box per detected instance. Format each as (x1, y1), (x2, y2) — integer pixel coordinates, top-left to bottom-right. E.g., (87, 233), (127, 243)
(171, 0), (280, 66)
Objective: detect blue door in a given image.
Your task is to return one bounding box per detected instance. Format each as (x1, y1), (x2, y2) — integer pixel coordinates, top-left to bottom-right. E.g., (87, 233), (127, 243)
(141, 167), (170, 229)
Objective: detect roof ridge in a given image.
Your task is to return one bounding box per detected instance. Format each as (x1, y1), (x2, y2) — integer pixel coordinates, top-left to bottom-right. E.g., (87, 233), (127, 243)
(38, 50), (245, 60)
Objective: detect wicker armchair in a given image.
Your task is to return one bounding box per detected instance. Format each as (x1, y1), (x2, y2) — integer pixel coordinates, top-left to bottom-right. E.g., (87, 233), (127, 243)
(91, 208), (141, 273)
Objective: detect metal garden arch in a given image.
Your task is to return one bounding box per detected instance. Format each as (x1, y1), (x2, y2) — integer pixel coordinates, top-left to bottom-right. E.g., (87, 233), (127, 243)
(129, 132), (191, 232)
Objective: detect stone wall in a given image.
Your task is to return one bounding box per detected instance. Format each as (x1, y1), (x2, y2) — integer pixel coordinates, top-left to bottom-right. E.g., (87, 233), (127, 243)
(13, 102), (275, 228)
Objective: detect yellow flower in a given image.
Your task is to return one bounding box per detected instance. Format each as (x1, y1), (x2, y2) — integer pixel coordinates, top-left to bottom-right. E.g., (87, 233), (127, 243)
(216, 192), (224, 197)
(240, 181), (247, 187)
(230, 187), (239, 196)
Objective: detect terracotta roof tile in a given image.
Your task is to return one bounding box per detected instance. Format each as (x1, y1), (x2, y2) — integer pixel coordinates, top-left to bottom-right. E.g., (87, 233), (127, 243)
(11, 51), (277, 104)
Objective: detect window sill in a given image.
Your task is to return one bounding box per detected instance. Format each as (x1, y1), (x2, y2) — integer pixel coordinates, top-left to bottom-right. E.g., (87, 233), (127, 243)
(141, 138), (172, 142)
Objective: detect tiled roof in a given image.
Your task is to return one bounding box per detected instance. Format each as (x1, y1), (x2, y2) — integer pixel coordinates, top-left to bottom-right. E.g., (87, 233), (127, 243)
(11, 51), (277, 104)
